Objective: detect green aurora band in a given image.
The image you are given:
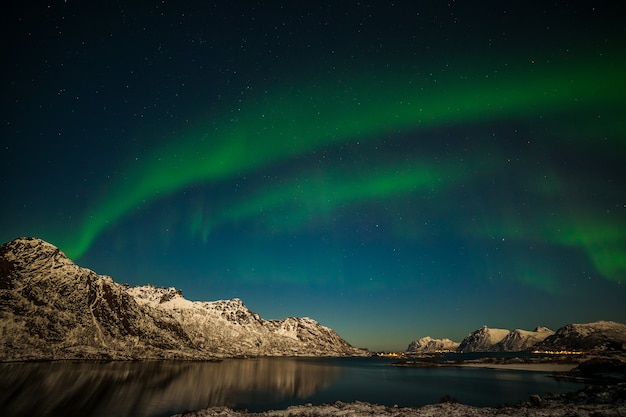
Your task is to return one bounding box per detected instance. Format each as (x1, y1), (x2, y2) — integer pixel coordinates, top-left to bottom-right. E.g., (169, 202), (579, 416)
(188, 155), (498, 241)
(60, 57), (625, 285)
(466, 207), (626, 286)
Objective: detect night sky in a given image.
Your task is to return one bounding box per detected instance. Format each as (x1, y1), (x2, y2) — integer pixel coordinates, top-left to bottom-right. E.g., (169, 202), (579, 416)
(2, 1), (625, 351)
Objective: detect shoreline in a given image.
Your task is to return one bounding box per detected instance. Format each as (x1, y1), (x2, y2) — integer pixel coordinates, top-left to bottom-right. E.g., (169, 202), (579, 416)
(391, 356), (586, 372)
(455, 362), (579, 372)
(173, 383), (626, 417)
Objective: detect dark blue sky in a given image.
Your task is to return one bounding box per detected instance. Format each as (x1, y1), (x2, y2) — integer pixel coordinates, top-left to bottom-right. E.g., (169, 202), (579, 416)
(2, 1), (625, 351)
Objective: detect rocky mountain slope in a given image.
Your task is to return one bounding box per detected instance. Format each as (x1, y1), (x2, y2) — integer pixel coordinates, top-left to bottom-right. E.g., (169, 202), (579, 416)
(0, 237), (366, 361)
(534, 321), (626, 353)
(457, 325), (510, 352)
(406, 336), (459, 353)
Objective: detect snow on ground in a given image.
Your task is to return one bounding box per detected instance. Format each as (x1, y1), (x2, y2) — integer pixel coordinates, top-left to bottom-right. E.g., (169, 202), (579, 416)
(458, 362), (578, 372)
(172, 384), (626, 417)
(173, 399), (626, 417)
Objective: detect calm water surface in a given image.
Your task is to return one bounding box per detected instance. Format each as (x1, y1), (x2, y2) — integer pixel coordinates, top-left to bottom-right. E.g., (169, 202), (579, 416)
(0, 357), (583, 417)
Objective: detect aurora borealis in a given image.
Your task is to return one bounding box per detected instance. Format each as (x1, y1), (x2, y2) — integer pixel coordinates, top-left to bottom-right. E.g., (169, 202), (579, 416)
(2, 2), (625, 351)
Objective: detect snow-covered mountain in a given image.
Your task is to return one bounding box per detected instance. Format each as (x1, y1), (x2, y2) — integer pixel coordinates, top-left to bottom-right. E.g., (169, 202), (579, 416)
(491, 326), (554, 352)
(457, 325), (510, 352)
(534, 321), (626, 353)
(126, 285), (363, 357)
(0, 237), (366, 361)
(406, 336), (459, 353)
(447, 322), (625, 353)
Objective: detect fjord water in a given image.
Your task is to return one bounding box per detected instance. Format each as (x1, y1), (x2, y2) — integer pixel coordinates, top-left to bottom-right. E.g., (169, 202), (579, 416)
(0, 357), (582, 417)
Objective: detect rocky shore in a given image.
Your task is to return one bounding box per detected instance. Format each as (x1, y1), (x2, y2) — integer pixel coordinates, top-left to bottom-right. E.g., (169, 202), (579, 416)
(174, 383), (626, 417)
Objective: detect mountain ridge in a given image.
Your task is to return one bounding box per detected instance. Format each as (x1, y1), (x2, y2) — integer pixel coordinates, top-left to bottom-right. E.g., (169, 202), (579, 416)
(535, 321), (626, 353)
(491, 326), (555, 352)
(0, 237), (366, 361)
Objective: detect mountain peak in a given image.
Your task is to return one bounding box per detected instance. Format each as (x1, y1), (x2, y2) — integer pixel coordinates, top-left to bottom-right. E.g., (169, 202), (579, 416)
(0, 237), (88, 293)
(457, 325), (510, 352)
(534, 326), (553, 333)
(1, 237), (69, 263)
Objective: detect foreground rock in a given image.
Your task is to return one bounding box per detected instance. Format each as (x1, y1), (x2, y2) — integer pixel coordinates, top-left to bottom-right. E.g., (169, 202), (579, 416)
(563, 357), (626, 382)
(173, 384), (626, 417)
(0, 237), (366, 361)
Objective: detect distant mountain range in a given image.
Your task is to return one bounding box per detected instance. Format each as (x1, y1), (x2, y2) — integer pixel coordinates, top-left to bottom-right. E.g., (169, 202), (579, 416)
(406, 336), (459, 353)
(408, 322), (626, 354)
(0, 237), (366, 361)
(457, 325), (557, 353)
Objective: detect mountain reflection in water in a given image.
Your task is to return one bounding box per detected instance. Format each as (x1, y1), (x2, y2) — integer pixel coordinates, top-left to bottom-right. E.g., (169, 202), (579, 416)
(0, 358), (340, 417)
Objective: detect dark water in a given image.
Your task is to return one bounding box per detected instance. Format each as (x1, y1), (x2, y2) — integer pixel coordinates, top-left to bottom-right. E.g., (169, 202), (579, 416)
(0, 357), (583, 417)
